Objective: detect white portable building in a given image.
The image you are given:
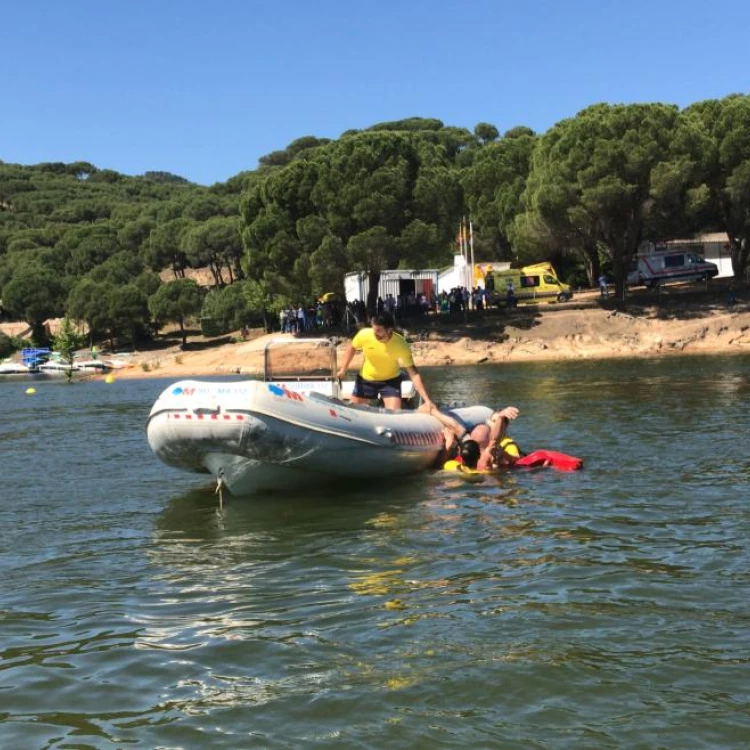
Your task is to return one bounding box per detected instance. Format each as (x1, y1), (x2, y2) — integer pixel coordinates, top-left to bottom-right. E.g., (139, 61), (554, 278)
(344, 270), (440, 304)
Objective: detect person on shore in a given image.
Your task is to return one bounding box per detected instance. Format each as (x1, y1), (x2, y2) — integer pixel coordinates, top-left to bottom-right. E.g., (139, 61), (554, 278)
(336, 312), (435, 411)
(598, 274), (609, 299)
(727, 282), (736, 305)
(423, 403), (520, 471)
(506, 280), (516, 308)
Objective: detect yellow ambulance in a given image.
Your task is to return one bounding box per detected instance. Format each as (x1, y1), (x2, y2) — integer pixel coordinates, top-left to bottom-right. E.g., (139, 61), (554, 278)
(486, 262), (572, 306)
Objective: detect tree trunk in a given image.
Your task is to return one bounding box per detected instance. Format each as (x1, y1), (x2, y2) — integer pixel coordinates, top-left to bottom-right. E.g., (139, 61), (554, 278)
(210, 263), (223, 287)
(366, 270), (381, 317)
(730, 236), (748, 280)
(583, 242), (600, 287)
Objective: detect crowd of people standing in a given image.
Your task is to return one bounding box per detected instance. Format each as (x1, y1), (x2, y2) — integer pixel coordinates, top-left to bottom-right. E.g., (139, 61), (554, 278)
(278, 300), (347, 333)
(276, 284), (498, 336)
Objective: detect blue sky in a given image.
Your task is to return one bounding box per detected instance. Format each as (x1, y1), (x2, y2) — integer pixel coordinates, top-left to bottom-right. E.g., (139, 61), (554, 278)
(3, 0), (748, 186)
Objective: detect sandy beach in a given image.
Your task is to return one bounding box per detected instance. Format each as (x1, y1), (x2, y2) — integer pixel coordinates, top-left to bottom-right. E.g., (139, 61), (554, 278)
(100, 288), (750, 381)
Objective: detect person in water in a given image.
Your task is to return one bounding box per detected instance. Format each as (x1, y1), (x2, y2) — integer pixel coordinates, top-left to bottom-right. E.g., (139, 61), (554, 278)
(336, 312), (435, 411)
(434, 405), (585, 472)
(423, 404), (521, 471)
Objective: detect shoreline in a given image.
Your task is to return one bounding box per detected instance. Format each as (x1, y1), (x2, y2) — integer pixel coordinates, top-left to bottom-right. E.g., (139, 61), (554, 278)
(105, 295), (750, 381)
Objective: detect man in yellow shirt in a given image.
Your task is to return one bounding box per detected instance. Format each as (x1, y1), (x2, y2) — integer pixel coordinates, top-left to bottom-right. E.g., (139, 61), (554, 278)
(336, 312), (435, 410)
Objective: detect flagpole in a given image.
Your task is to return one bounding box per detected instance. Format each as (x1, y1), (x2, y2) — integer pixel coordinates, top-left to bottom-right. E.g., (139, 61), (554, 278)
(469, 220), (475, 307)
(462, 216), (469, 293)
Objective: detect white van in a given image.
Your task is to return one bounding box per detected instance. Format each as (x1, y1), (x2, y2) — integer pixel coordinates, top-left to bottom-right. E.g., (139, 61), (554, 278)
(627, 250), (718, 288)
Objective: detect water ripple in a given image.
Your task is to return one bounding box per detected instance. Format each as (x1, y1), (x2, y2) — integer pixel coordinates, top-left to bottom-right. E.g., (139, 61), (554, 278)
(2, 362), (750, 747)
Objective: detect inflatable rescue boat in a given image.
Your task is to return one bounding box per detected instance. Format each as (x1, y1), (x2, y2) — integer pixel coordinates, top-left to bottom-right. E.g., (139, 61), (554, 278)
(146, 378), (492, 495)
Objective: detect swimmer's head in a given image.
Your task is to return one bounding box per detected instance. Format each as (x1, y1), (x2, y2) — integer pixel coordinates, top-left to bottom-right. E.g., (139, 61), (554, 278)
(459, 439), (481, 469)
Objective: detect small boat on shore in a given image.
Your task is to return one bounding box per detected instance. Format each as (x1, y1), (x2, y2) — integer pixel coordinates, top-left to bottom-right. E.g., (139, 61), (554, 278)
(1, 346), (115, 380)
(76, 359), (113, 374)
(38, 358), (113, 376)
(0, 361), (45, 379)
(146, 337), (491, 496)
(38, 360), (78, 376)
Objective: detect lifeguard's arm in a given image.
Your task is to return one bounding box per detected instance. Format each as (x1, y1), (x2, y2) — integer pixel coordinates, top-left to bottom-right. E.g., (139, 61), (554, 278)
(404, 365), (434, 411)
(336, 342), (358, 380)
(477, 407), (519, 471)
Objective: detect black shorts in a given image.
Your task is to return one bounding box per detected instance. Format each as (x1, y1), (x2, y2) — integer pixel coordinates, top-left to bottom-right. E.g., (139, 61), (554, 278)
(353, 373), (403, 400)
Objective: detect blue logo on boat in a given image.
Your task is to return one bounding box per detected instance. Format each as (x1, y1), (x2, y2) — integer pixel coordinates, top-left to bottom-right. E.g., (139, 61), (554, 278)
(172, 386), (183, 396)
(268, 384), (285, 397)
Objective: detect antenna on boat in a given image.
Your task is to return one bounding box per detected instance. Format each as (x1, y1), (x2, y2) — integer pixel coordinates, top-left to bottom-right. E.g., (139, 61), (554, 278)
(215, 472), (225, 509)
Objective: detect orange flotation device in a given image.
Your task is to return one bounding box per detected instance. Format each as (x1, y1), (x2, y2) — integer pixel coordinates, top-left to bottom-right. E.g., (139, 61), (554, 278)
(513, 450), (583, 471)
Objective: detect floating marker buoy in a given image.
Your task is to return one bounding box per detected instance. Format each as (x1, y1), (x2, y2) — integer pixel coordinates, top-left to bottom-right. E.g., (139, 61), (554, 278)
(104, 374), (115, 384)
(26, 387), (36, 395)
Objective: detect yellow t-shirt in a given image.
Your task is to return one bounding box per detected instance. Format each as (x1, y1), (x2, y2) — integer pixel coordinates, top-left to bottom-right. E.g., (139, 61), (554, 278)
(352, 328), (414, 381)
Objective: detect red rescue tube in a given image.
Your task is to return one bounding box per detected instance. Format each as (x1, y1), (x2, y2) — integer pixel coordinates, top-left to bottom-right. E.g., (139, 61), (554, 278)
(513, 450), (583, 471)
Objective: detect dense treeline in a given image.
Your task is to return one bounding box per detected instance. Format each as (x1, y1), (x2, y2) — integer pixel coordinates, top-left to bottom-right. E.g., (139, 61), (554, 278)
(1, 95), (749, 347)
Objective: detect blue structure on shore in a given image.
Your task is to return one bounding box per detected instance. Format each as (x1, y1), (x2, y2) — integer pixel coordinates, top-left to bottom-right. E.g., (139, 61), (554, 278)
(20, 348), (51, 370)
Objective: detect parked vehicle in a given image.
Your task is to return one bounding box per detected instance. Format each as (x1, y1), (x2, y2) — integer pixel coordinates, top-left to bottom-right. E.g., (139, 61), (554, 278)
(486, 263), (572, 306)
(627, 250), (719, 288)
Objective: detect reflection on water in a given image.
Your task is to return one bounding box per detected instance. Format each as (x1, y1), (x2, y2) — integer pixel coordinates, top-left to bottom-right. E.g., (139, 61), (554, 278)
(1, 357), (750, 748)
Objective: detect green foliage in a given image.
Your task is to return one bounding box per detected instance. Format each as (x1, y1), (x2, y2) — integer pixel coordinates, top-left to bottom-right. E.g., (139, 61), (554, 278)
(88, 251), (146, 285)
(183, 216), (243, 285)
(1, 264), (67, 331)
(0, 330), (19, 359)
(346, 226), (396, 271)
(258, 136), (332, 167)
(463, 132), (538, 259)
(142, 171), (191, 184)
(241, 127), (469, 303)
(674, 95), (750, 276)
(149, 278), (203, 345)
(67, 278), (111, 337)
(199, 282), (254, 334)
(118, 217), (156, 253)
(143, 218), (191, 276)
(134, 271), (162, 298)
(397, 220), (445, 269)
(3, 95), (750, 336)
(108, 284), (150, 344)
(367, 117), (445, 133)
(308, 236), (348, 296)
(474, 122), (500, 143)
(52, 316), (86, 366)
(516, 102), (681, 291)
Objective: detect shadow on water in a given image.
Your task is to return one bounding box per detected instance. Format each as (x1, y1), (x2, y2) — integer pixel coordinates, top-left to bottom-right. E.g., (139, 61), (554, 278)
(147, 468), (545, 582)
(154, 472), (430, 542)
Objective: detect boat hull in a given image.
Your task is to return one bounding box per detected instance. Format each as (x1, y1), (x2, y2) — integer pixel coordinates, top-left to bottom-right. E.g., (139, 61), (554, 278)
(146, 379), (492, 495)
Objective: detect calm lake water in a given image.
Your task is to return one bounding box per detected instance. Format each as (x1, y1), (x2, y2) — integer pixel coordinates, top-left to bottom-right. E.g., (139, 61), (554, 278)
(1, 356), (749, 749)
